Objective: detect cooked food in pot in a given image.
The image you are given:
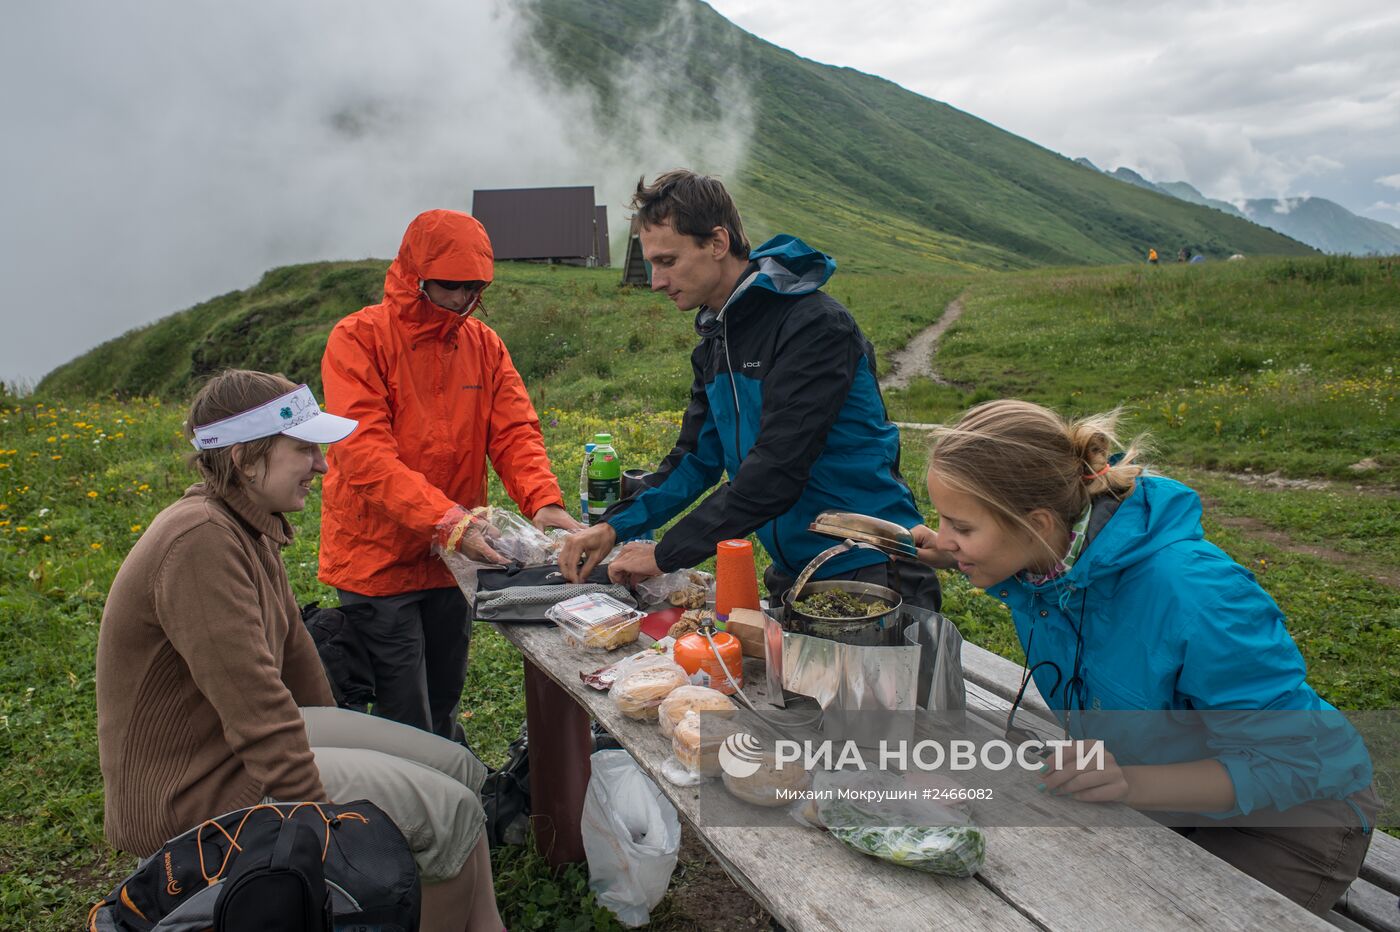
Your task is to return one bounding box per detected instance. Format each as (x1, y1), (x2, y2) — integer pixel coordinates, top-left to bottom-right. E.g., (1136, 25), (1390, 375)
(793, 589), (891, 618)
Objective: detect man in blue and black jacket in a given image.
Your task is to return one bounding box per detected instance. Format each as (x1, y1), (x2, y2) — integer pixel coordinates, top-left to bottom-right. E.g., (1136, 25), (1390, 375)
(560, 170), (941, 609)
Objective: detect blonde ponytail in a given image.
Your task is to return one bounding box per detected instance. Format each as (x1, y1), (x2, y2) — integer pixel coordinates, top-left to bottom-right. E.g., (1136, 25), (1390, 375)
(928, 400), (1147, 540)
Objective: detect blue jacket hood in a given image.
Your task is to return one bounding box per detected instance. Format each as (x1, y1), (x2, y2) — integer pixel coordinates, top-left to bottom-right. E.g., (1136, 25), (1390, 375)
(697, 235), (836, 335)
(1018, 473), (1205, 600)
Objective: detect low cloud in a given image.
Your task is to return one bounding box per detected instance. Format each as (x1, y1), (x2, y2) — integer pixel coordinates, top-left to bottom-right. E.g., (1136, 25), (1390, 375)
(0, 0), (753, 385)
(1378, 173), (1400, 190)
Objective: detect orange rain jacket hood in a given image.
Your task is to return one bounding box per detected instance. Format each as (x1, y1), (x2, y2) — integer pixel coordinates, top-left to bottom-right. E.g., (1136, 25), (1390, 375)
(318, 209), (564, 596)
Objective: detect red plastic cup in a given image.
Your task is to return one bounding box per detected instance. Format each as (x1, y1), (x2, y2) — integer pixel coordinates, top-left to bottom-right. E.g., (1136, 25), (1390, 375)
(715, 538), (761, 622)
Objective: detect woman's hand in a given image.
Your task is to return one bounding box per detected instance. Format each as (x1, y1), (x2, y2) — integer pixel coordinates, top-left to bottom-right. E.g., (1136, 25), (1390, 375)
(1039, 740), (1130, 803)
(911, 524), (958, 569)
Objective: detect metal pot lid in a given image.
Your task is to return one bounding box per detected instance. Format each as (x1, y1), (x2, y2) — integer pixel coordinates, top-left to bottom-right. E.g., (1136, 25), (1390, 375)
(808, 510), (917, 559)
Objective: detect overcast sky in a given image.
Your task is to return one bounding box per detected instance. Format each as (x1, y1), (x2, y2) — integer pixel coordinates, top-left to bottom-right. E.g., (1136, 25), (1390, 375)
(708, 0), (1400, 217)
(2, 0), (1397, 386)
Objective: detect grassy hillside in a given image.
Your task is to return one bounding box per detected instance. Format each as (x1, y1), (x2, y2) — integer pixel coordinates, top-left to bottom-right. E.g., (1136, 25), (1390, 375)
(39, 259), (971, 404)
(522, 0), (1316, 271)
(886, 255), (1400, 485)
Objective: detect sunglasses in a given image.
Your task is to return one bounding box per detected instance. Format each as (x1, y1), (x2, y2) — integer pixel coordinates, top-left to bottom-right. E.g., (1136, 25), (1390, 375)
(425, 279), (487, 293)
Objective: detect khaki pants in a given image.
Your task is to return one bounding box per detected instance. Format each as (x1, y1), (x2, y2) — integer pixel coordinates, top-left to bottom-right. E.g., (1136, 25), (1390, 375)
(1179, 784), (1382, 915)
(299, 706), (487, 883)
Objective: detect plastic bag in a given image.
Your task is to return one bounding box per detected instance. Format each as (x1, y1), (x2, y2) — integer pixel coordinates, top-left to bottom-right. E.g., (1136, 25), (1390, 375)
(610, 661), (690, 720)
(435, 506), (571, 608)
(636, 568), (714, 610)
(811, 770), (985, 877)
(581, 750), (681, 927)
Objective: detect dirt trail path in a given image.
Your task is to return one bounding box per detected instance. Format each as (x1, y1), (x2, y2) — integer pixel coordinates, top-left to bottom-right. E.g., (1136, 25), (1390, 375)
(880, 293), (966, 392)
(1199, 497), (1399, 589)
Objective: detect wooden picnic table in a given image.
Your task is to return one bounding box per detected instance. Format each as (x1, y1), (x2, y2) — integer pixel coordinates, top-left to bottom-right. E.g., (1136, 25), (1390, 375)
(497, 620), (1358, 931)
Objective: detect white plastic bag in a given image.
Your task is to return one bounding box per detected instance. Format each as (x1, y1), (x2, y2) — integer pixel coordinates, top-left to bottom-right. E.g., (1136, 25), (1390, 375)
(581, 750), (681, 927)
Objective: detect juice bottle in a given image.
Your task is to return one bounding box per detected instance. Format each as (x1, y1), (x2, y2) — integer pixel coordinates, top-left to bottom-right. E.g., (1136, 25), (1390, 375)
(586, 433), (620, 525)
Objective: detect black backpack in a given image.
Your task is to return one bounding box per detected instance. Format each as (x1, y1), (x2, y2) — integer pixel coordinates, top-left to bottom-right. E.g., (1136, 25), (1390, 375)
(214, 814), (331, 931)
(301, 602), (376, 712)
(89, 800), (420, 932)
(481, 728), (531, 848)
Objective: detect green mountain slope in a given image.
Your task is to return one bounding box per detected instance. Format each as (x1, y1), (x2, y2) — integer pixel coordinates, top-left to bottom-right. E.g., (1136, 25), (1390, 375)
(523, 0), (1315, 270)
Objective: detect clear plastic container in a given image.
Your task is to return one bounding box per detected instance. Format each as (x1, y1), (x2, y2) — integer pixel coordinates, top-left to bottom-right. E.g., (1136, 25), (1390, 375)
(547, 593), (643, 650)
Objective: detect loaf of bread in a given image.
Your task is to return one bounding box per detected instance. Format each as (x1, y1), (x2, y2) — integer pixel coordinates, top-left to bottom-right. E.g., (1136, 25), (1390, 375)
(721, 751), (811, 807)
(671, 711), (741, 775)
(658, 685), (736, 738)
(610, 662), (690, 720)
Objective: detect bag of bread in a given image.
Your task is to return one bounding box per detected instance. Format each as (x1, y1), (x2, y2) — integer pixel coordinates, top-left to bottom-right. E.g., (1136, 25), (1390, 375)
(721, 748), (811, 807)
(657, 685), (736, 738)
(610, 661), (690, 720)
(670, 711), (745, 776)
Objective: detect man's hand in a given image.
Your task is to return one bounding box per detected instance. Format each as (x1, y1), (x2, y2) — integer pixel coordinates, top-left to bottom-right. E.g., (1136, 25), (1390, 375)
(607, 542), (663, 587)
(911, 524), (958, 569)
(532, 504), (585, 533)
(558, 522), (618, 583)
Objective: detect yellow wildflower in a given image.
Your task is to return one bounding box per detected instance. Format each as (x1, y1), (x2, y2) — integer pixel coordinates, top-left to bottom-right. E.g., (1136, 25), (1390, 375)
(86, 491), (98, 499)
(90, 542), (102, 551)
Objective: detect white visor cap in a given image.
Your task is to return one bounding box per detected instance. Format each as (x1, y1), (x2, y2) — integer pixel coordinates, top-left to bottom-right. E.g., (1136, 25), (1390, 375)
(190, 384), (357, 450)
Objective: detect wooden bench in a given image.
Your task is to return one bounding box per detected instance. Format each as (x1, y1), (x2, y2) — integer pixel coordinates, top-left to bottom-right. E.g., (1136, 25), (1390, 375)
(499, 620), (1388, 930)
(962, 641), (1400, 932)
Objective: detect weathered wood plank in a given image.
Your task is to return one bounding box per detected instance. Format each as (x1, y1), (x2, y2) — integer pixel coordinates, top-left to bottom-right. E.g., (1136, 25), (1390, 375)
(962, 640), (1050, 712)
(495, 622), (1334, 931)
(1362, 831), (1400, 896)
(1337, 878), (1400, 932)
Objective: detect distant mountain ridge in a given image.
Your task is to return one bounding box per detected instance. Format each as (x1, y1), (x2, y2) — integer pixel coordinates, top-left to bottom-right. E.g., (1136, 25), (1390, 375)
(1091, 163), (1400, 256)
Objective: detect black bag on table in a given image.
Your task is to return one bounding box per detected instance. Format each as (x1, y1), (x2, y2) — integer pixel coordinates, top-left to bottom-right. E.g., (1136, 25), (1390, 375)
(89, 800), (420, 932)
(472, 562), (635, 623)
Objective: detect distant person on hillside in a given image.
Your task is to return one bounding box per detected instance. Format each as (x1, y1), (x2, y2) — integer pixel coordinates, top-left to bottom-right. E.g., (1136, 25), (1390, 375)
(1177, 247), (1190, 262)
(917, 399), (1379, 916)
(1148, 247), (1159, 264)
(319, 209), (583, 740)
(559, 170), (944, 611)
(97, 369), (503, 931)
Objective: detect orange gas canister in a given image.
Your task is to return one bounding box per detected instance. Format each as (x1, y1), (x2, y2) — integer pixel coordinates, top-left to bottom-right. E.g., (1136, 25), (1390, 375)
(673, 629), (745, 696)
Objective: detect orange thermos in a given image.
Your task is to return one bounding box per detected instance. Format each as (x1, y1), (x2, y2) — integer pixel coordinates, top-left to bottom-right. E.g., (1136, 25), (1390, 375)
(673, 628), (745, 696)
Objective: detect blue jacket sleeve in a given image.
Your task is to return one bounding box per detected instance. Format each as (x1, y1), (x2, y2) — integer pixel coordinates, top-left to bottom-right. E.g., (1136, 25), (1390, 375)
(1176, 565), (1372, 816)
(604, 346), (726, 558)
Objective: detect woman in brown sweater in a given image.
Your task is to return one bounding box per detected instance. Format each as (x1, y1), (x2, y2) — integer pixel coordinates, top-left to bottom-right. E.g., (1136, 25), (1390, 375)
(97, 370), (502, 932)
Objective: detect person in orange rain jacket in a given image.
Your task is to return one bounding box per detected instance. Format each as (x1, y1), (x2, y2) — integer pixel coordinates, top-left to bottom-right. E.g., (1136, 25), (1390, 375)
(320, 209), (582, 740)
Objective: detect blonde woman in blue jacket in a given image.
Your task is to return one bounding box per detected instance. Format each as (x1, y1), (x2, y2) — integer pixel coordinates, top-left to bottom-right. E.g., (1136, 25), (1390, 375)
(916, 399), (1380, 915)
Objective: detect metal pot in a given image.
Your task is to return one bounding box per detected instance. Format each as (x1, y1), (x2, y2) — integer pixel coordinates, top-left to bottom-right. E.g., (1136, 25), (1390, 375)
(786, 579), (904, 646)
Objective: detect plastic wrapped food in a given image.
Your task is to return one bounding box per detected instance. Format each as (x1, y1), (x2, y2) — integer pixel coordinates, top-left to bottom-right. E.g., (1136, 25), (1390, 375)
(825, 819), (985, 878)
(610, 662), (690, 720)
(812, 772), (986, 878)
(671, 711), (743, 775)
(547, 593), (643, 650)
(657, 685), (736, 738)
(721, 749), (810, 807)
(637, 569), (714, 610)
